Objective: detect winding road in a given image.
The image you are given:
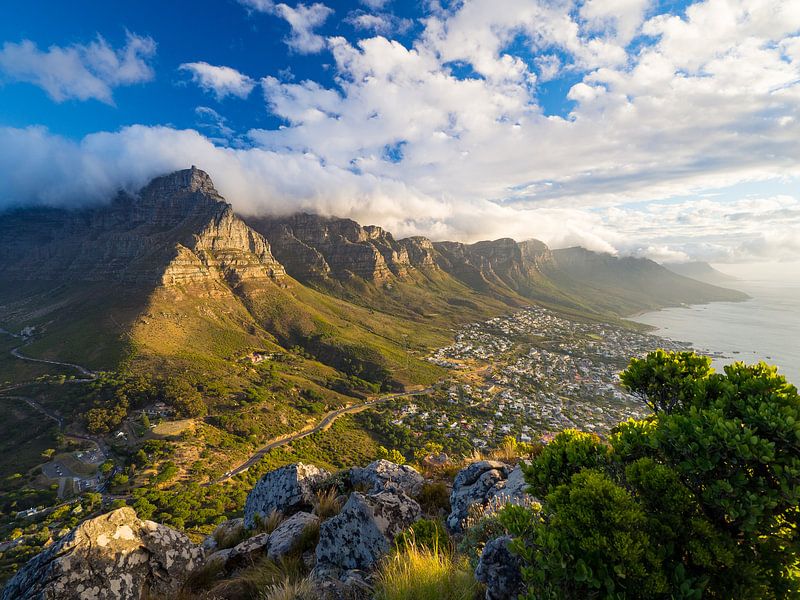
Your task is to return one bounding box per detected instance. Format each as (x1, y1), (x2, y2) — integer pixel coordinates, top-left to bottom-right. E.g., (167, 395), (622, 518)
(207, 386), (433, 485)
(0, 325), (438, 492)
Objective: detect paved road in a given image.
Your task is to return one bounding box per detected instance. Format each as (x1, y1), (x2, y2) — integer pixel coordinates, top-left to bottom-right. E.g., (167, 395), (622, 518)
(10, 343), (96, 378)
(207, 387), (433, 485)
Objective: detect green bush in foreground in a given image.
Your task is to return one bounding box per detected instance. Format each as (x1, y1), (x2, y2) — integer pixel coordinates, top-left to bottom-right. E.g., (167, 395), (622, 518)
(506, 352), (800, 599)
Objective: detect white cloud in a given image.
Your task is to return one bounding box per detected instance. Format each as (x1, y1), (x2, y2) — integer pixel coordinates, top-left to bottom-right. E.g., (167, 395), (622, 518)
(238, 0), (334, 54)
(3, 0), (800, 265)
(274, 2), (335, 54)
(179, 62), (256, 100)
(238, 0), (275, 12)
(0, 32), (156, 104)
(361, 0), (392, 9)
(347, 11), (413, 36)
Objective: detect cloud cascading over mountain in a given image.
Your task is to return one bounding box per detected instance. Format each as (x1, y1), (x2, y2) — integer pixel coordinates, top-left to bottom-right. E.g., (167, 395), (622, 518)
(0, 0), (798, 263)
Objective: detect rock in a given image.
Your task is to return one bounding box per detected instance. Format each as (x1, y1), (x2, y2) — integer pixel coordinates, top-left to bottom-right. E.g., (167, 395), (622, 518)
(311, 566), (374, 600)
(244, 463), (330, 528)
(488, 465), (530, 505)
(203, 547), (233, 568)
(225, 532), (271, 572)
(249, 213), (414, 282)
(447, 460), (510, 532)
(267, 511), (319, 562)
(202, 517), (245, 555)
(348, 459), (424, 496)
(1, 507), (202, 600)
(475, 535), (525, 600)
(316, 491), (421, 570)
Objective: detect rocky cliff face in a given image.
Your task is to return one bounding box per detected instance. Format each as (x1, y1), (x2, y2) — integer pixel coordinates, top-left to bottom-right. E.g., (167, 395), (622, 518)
(432, 237), (554, 296)
(0, 167), (284, 286)
(248, 213), (426, 283)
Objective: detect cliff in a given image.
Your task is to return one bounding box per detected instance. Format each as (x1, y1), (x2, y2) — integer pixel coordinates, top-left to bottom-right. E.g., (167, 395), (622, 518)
(0, 167), (285, 286)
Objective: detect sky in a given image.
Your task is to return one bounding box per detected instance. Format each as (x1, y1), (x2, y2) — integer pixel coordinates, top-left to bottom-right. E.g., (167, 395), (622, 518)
(0, 0), (799, 265)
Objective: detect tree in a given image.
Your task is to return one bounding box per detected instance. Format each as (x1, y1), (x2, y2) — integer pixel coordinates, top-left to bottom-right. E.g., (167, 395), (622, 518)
(162, 379), (206, 418)
(504, 353), (800, 599)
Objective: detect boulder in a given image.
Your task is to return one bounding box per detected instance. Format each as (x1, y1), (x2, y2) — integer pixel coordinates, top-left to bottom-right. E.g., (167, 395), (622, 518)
(348, 459), (424, 496)
(224, 532), (271, 572)
(244, 463), (330, 528)
(201, 517), (245, 555)
(488, 465), (529, 505)
(316, 491), (421, 571)
(447, 460), (510, 532)
(475, 535), (525, 600)
(267, 511), (319, 562)
(2, 507), (202, 600)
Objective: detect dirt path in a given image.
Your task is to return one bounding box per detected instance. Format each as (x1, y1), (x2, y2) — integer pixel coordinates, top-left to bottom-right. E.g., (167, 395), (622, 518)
(207, 387), (434, 485)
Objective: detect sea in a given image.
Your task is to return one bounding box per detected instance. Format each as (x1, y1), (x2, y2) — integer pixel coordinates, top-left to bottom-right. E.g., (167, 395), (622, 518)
(632, 278), (800, 386)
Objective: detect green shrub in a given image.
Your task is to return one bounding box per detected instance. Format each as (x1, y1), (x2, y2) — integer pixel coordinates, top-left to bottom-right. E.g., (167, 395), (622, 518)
(395, 518), (448, 553)
(506, 353), (800, 599)
(416, 482), (451, 515)
(521, 429), (608, 497)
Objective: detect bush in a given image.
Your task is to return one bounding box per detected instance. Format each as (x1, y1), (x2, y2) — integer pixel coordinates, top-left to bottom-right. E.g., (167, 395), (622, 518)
(521, 429), (608, 497)
(416, 482), (451, 515)
(505, 353), (800, 599)
(395, 518), (448, 553)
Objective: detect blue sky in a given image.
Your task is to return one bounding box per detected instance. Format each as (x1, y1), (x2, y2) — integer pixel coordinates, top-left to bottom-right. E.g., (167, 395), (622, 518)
(1, 0), (799, 264)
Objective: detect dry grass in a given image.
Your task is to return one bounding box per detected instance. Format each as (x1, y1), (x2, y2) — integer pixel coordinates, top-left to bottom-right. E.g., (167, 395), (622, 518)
(259, 578), (315, 600)
(253, 509), (286, 536)
(214, 522), (249, 550)
(374, 541), (479, 600)
(313, 487), (343, 520)
(208, 555), (306, 600)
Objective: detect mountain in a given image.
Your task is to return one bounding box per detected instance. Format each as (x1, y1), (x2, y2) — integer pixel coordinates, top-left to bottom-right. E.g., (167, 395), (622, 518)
(0, 167), (749, 382)
(663, 261), (739, 286)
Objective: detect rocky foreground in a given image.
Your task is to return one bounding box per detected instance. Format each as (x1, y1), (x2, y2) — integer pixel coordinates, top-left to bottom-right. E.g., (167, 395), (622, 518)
(2, 459), (532, 600)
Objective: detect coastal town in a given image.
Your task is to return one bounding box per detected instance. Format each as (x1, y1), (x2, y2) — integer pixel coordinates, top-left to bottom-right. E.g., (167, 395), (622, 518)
(399, 306), (694, 448)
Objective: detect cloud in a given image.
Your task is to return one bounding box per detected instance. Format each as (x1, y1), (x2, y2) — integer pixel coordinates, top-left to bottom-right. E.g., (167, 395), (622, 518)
(237, 0), (333, 54)
(3, 0), (800, 265)
(194, 106), (236, 143)
(238, 0), (275, 12)
(361, 0), (392, 9)
(274, 3), (334, 54)
(179, 62), (256, 100)
(346, 11), (413, 36)
(0, 32), (156, 104)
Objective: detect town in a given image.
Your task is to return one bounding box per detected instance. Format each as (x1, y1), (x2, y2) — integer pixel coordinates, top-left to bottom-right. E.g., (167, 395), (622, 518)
(394, 306), (694, 449)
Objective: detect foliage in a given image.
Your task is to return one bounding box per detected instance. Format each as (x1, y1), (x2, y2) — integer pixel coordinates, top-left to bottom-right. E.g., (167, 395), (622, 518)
(506, 352), (800, 599)
(620, 350), (714, 414)
(162, 378), (207, 417)
(312, 488), (342, 521)
(521, 428), (608, 498)
(395, 518), (448, 553)
(416, 482), (451, 515)
(377, 446), (406, 465)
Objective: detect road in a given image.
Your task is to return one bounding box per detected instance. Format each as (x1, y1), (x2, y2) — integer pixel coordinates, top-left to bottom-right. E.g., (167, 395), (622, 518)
(9, 343), (96, 378)
(207, 386), (434, 485)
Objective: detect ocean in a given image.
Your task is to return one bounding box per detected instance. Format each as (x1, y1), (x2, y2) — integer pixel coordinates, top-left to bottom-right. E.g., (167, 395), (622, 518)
(631, 278), (800, 386)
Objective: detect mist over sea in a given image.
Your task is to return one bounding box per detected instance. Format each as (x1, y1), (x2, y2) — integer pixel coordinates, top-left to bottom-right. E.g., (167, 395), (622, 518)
(632, 278), (800, 386)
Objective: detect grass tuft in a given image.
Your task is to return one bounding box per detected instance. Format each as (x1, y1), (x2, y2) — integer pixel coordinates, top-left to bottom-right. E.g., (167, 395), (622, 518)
(313, 487), (343, 520)
(253, 509), (286, 536)
(374, 540), (479, 600)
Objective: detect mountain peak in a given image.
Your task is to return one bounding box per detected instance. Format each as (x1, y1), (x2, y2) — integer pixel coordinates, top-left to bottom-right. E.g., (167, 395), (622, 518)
(140, 166), (220, 201)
